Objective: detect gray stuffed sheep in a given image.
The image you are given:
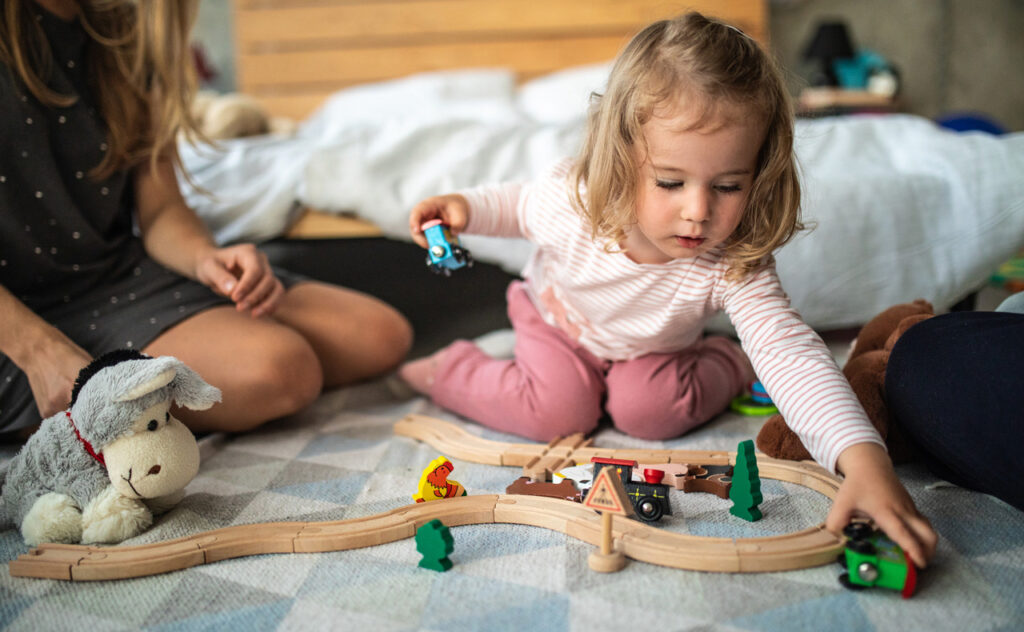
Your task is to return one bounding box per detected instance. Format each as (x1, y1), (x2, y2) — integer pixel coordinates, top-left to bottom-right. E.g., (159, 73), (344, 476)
(0, 350), (220, 546)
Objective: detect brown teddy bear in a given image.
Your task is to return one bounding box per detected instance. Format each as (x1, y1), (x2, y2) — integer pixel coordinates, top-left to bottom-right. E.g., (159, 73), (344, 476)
(754, 299), (935, 463)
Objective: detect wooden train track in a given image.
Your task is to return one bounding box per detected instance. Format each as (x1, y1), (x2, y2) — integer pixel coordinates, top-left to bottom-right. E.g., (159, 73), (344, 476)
(9, 414), (844, 580)
(394, 415), (843, 497)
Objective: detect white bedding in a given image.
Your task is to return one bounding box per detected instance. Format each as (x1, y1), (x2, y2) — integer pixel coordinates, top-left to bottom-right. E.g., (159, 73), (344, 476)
(181, 65), (1024, 329)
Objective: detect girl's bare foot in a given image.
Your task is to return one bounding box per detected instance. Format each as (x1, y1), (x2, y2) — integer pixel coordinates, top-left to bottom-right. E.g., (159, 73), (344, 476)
(396, 347), (447, 395)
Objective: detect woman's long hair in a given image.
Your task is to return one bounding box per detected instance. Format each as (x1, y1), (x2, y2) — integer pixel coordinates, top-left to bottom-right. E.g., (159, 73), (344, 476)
(0, 0), (201, 179)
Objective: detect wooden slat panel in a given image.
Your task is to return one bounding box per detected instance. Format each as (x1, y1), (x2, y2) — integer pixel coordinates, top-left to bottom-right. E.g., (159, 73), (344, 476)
(247, 68), (583, 120)
(236, 0), (766, 51)
(237, 35), (633, 90)
(231, 0), (768, 119)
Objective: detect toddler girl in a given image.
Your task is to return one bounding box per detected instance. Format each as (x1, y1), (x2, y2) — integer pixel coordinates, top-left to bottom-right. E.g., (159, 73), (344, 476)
(400, 12), (935, 565)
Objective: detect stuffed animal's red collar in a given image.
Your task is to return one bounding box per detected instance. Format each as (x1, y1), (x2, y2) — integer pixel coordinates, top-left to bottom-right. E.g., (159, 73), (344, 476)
(66, 411), (106, 468)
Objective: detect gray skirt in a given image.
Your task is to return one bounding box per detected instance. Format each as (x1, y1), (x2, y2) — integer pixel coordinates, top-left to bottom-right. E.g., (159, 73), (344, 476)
(0, 256), (303, 435)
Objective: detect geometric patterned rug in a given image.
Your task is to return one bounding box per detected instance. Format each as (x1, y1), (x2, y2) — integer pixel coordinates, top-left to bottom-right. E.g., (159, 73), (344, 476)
(2, 370), (1023, 631)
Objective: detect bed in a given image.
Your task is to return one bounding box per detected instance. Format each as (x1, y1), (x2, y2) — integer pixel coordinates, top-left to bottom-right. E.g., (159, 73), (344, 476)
(3, 2), (1023, 631)
(178, 0), (1024, 331)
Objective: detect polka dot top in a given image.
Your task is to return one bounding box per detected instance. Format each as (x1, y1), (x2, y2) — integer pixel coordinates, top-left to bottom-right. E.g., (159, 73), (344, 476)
(0, 6), (237, 366)
(0, 9), (143, 312)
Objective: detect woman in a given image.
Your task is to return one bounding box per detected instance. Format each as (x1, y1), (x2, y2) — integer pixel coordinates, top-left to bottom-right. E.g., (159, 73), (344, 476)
(0, 0), (412, 435)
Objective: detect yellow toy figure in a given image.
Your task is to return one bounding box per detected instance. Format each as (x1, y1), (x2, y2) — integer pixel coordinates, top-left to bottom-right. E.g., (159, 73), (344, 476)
(413, 456), (467, 503)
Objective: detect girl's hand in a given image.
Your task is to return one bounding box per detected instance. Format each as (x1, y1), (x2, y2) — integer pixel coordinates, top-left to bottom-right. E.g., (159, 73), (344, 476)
(408, 194), (470, 249)
(195, 244), (284, 318)
(828, 443), (938, 568)
(23, 330), (92, 419)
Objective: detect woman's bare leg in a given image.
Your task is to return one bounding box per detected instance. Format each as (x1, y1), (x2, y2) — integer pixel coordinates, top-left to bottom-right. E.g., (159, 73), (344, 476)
(143, 305), (324, 433)
(143, 282), (412, 432)
(269, 282), (413, 387)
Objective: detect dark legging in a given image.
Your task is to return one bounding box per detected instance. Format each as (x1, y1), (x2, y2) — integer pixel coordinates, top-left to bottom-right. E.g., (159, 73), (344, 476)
(885, 310), (1024, 511)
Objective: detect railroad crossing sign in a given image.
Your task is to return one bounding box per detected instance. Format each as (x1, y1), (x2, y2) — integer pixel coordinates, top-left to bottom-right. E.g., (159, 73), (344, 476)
(584, 466), (634, 572)
(583, 466), (635, 517)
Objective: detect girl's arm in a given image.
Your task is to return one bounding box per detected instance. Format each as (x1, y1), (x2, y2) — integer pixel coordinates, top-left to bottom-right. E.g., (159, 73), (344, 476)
(0, 284), (91, 419)
(458, 181), (526, 238)
(133, 155), (283, 317)
(722, 265), (935, 565)
(408, 181), (526, 248)
(829, 442), (937, 567)
(723, 264), (884, 471)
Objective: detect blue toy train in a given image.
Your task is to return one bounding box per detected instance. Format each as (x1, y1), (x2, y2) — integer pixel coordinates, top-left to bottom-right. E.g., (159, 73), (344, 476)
(422, 219), (473, 276)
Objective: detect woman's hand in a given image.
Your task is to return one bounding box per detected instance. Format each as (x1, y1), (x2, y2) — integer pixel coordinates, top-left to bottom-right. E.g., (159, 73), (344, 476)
(408, 194), (470, 249)
(133, 154), (282, 319)
(195, 244), (284, 318)
(23, 329), (92, 419)
(828, 442), (938, 568)
(1, 286), (91, 419)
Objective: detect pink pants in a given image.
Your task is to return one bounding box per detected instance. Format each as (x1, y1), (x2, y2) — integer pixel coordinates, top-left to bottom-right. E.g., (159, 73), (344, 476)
(430, 282), (751, 442)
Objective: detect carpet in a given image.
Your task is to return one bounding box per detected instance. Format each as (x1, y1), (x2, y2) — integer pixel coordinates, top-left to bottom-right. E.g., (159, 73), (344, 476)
(2, 361), (1022, 631)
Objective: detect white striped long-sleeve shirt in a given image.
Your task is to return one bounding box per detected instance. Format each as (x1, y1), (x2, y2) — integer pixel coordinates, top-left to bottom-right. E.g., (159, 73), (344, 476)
(459, 161), (884, 473)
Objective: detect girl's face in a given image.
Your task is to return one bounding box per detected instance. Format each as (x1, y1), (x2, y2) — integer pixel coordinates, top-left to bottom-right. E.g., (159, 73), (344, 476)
(624, 102), (765, 265)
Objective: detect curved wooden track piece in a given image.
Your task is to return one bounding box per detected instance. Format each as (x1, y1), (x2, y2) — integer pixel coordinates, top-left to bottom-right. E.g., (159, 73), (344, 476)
(9, 415), (844, 581)
(394, 414), (843, 497)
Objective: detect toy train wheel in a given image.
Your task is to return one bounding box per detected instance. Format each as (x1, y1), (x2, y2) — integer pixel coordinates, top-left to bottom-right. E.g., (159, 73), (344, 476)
(843, 522), (874, 541)
(838, 571), (867, 591)
(426, 256), (443, 275)
(635, 496), (664, 522)
(846, 538), (876, 556)
(452, 247), (474, 268)
(854, 561), (880, 583)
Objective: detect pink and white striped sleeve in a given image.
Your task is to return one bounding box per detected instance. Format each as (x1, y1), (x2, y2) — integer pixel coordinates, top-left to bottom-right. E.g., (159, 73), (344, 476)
(721, 264), (885, 473)
(459, 181), (527, 238)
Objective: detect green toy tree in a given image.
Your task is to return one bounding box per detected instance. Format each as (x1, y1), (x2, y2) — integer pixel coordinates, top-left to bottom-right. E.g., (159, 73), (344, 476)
(416, 519), (455, 571)
(729, 439), (763, 521)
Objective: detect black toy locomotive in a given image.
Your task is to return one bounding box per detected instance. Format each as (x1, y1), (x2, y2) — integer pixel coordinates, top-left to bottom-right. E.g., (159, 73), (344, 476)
(586, 457), (672, 522)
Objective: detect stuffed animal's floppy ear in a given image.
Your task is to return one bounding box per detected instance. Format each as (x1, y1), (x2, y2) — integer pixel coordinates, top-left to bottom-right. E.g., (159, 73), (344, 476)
(111, 356), (221, 410)
(166, 360), (222, 411)
(113, 368), (176, 403)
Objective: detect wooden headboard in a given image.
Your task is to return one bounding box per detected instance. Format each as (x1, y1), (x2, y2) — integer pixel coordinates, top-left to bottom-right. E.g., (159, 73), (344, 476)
(234, 0), (768, 121)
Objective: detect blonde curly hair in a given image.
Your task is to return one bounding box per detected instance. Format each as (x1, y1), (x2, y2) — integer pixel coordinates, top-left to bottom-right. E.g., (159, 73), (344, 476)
(571, 12), (803, 280)
(0, 0), (202, 179)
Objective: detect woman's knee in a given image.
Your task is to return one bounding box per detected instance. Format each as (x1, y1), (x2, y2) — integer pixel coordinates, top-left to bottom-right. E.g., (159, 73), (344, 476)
(277, 284), (414, 382)
(222, 333), (323, 429)
(359, 306), (414, 373)
(257, 336), (323, 411)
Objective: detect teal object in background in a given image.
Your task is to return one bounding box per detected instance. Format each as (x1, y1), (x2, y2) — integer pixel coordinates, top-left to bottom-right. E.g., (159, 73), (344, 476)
(730, 380), (778, 416)
(833, 49), (889, 89)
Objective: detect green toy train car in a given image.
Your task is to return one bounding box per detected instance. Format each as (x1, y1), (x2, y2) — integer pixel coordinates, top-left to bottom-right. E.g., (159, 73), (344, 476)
(838, 522), (917, 598)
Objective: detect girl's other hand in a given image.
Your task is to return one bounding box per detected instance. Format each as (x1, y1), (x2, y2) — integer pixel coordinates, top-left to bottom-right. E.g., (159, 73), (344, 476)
(195, 244), (284, 318)
(24, 330), (92, 419)
(827, 442), (938, 568)
(408, 194), (470, 249)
